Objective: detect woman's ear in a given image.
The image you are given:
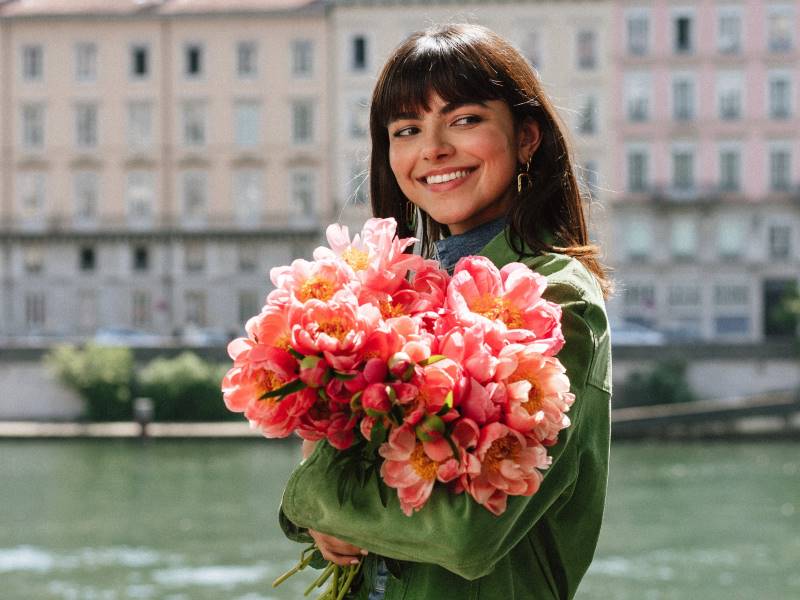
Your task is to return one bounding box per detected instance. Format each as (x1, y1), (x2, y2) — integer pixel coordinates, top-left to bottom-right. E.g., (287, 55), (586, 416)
(517, 118), (542, 164)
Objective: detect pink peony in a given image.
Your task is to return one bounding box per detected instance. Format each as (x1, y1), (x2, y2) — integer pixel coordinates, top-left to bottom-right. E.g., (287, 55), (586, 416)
(269, 258), (357, 307)
(466, 423), (550, 515)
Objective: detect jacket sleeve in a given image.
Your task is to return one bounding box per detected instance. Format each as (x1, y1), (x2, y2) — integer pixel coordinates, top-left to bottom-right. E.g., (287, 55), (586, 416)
(280, 266), (608, 580)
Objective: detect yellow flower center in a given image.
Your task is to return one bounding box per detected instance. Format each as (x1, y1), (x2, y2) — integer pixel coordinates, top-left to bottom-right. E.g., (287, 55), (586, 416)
(297, 276), (335, 302)
(260, 371), (284, 396)
(410, 443), (438, 481)
(379, 301), (406, 319)
(342, 247), (370, 271)
(317, 318), (349, 343)
(510, 369), (544, 414)
(274, 335), (292, 351)
(470, 294), (524, 329)
(484, 435), (522, 473)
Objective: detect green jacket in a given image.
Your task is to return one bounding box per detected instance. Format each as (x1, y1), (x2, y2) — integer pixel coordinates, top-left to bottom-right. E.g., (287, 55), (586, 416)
(281, 230), (612, 599)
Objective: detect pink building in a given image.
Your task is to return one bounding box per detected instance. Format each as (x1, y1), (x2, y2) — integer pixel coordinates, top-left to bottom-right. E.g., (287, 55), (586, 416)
(610, 0), (800, 343)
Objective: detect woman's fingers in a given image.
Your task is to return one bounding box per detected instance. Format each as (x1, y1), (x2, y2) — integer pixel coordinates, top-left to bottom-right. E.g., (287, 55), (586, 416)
(308, 529), (368, 566)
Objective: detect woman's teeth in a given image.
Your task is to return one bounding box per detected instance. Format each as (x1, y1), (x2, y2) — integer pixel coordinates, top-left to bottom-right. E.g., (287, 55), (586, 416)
(426, 170), (470, 185)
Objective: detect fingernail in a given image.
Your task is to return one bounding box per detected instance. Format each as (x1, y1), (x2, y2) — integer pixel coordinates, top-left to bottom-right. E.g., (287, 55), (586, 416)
(360, 550), (369, 556)
(350, 558), (360, 565)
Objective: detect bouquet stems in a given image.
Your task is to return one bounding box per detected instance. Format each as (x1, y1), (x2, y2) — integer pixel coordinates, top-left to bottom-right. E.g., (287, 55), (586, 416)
(273, 543), (363, 600)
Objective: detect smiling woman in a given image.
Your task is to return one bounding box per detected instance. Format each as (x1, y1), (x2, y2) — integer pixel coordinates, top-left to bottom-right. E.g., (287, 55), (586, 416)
(279, 23), (613, 600)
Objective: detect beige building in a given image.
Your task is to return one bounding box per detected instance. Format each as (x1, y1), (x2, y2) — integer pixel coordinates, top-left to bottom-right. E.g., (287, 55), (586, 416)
(0, 0), (329, 341)
(330, 0), (615, 256)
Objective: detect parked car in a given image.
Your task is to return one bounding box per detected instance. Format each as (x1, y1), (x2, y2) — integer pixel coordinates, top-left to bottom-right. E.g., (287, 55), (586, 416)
(609, 320), (666, 346)
(92, 327), (171, 347)
(179, 326), (231, 347)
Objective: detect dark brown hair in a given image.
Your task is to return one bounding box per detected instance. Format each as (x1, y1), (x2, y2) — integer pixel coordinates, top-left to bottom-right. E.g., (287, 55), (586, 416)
(369, 24), (611, 297)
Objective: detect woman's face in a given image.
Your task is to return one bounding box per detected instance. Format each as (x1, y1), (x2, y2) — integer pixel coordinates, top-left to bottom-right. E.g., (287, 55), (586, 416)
(387, 93), (540, 235)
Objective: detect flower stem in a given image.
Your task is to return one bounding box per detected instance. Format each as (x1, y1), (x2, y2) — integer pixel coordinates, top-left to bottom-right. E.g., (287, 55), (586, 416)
(305, 562), (335, 596)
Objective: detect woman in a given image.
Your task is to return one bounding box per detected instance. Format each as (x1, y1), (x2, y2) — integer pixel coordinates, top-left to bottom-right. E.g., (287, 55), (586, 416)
(281, 23), (612, 600)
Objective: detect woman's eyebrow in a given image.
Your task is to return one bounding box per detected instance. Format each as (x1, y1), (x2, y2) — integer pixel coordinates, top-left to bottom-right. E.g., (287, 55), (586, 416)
(388, 101), (489, 125)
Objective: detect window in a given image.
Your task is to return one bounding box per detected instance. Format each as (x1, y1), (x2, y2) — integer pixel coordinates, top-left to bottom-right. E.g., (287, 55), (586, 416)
(768, 71), (792, 119)
(626, 10), (650, 56)
(670, 216), (698, 258)
(79, 246), (96, 272)
(236, 41), (258, 79)
(576, 30), (597, 70)
(717, 72), (743, 120)
(132, 291), (152, 328)
(17, 172), (46, 222)
(627, 146), (649, 192)
(21, 104), (44, 150)
(672, 146), (695, 192)
(291, 100), (313, 144)
(23, 245), (44, 274)
(769, 146), (792, 192)
(719, 146), (741, 192)
(73, 171), (98, 223)
(625, 72), (651, 122)
(133, 245), (149, 272)
(21, 45), (43, 81)
(182, 101), (206, 147)
(130, 44), (149, 79)
(622, 213), (653, 260)
(233, 169), (263, 225)
(767, 4), (794, 52)
(768, 224), (791, 260)
(718, 8), (742, 54)
(672, 74), (695, 121)
(185, 43), (203, 78)
(349, 161), (368, 205)
(25, 293), (46, 328)
(715, 316), (749, 335)
(185, 291), (207, 326)
(668, 285), (701, 307)
(127, 101), (153, 149)
(237, 244), (258, 272)
(290, 170), (316, 222)
(75, 103), (98, 149)
(126, 171), (154, 224)
(623, 284), (656, 309)
(717, 214), (746, 258)
(181, 171), (208, 224)
(238, 290), (260, 323)
(714, 284), (749, 306)
(349, 96), (369, 139)
(291, 39), (313, 77)
(75, 43), (97, 82)
(351, 35), (367, 71)
(578, 96), (597, 135)
(233, 101), (260, 148)
(184, 243), (205, 273)
(673, 12), (694, 54)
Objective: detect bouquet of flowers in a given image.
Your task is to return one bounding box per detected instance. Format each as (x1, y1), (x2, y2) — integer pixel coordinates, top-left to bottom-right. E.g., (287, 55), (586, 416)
(221, 218), (574, 597)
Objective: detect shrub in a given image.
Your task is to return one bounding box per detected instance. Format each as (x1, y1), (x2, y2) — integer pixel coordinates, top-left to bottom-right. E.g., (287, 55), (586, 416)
(138, 352), (233, 421)
(46, 343), (135, 421)
(617, 358), (696, 408)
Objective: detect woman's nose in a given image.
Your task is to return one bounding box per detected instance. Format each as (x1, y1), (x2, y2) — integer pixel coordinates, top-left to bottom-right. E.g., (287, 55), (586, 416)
(421, 129), (454, 161)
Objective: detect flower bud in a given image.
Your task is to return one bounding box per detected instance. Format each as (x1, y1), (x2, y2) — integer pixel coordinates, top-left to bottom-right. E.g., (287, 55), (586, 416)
(415, 414), (445, 442)
(388, 352), (414, 381)
(298, 355), (330, 388)
(363, 357), (389, 384)
(362, 383), (392, 417)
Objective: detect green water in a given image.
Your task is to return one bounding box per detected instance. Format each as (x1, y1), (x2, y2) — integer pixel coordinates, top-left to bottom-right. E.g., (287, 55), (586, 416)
(0, 440), (797, 600)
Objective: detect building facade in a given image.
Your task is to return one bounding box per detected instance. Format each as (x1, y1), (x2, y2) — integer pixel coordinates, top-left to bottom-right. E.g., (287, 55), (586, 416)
(0, 0), (329, 341)
(609, 0), (800, 342)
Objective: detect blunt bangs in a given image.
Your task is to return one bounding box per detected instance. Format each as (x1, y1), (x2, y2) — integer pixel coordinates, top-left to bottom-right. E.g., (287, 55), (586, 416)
(374, 31), (512, 128)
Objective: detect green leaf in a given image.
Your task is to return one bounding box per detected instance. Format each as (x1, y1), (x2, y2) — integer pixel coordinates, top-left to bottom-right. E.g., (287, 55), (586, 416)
(377, 476), (389, 508)
(333, 371), (358, 381)
(419, 354), (446, 367)
(288, 348), (305, 360)
(259, 377), (307, 399)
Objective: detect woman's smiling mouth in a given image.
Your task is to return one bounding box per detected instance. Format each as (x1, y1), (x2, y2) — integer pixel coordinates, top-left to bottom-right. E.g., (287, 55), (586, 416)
(420, 168), (476, 186)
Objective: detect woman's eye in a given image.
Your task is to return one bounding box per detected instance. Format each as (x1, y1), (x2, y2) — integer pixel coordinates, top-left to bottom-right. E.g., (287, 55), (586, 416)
(453, 115), (482, 126)
(392, 126), (419, 137)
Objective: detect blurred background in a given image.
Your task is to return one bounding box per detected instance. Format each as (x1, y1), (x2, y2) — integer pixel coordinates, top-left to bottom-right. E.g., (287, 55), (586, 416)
(0, 0), (798, 598)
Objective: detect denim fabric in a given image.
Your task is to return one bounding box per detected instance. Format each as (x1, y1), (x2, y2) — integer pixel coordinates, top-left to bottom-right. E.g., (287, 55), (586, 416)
(367, 559), (389, 600)
(433, 217), (507, 274)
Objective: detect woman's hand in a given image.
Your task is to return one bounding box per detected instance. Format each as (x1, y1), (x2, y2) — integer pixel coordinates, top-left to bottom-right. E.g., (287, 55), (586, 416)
(308, 529), (368, 566)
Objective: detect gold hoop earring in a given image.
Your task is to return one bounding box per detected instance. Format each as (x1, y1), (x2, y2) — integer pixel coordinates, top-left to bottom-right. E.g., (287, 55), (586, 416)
(517, 156), (533, 194)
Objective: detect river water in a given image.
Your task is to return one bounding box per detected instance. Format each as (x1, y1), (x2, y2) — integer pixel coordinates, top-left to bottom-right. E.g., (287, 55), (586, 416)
(0, 440), (797, 600)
